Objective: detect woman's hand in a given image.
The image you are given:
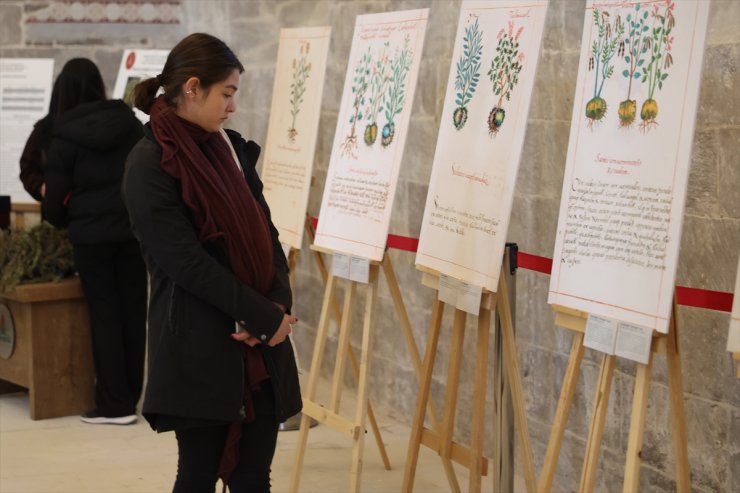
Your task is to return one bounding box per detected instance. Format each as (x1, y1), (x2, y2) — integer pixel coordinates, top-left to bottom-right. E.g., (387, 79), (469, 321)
(231, 329), (260, 347)
(268, 314), (298, 347)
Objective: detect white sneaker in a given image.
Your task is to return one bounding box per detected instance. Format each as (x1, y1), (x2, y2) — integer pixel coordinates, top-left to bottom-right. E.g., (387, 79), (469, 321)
(80, 411), (137, 425)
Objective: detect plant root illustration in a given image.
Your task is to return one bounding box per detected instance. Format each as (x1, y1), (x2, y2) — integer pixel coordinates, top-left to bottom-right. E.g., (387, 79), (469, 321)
(340, 47), (372, 159)
(487, 20), (524, 136)
(452, 14), (483, 131)
(288, 42), (312, 142)
(364, 42), (391, 146)
(619, 3), (649, 128)
(640, 0), (675, 132)
(586, 9), (624, 129)
(381, 34), (413, 148)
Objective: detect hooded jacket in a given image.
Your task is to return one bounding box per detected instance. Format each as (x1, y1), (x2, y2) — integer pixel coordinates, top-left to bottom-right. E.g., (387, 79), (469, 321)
(43, 99), (143, 244)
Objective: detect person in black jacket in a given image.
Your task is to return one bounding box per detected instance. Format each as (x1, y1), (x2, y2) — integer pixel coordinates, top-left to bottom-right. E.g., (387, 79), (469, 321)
(42, 58), (147, 426)
(122, 33), (301, 493)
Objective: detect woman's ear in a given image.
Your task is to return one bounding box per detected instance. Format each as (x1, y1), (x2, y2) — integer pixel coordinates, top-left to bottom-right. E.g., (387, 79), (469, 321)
(183, 77), (200, 97)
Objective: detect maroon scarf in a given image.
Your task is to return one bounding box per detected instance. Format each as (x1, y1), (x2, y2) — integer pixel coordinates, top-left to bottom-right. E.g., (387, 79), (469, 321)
(149, 96), (274, 293)
(149, 97), (274, 488)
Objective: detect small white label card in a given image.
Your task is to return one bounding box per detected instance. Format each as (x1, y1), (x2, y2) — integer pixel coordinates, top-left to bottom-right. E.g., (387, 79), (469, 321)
(332, 252), (351, 280)
(615, 322), (653, 365)
(437, 274), (459, 307)
(584, 314), (618, 355)
(349, 255), (370, 284)
(281, 242), (292, 262)
(437, 274), (482, 316)
(331, 253), (370, 283)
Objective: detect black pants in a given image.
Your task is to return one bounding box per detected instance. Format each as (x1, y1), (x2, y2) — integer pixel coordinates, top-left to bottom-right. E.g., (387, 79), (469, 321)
(173, 384), (279, 493)
(73, 240), (147, 417)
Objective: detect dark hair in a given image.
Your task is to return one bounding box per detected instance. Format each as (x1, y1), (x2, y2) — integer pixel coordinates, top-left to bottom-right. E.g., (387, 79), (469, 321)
(37, 58), (106, 145)
(133, 33), (244, 114)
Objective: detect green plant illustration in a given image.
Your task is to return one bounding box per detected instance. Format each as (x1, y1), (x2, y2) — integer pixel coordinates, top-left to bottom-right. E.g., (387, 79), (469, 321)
(381, 34), (413, 147)
(487, 20), (524, 135)
(363, 41), (392, 146)
(585, 9), (624, 128)
(341, 47), (373, 159)
(618, 3), (649, 127)
(452, 15), (483, 130)
(288, 42), (312, 142)
(640, 0), (676, 131)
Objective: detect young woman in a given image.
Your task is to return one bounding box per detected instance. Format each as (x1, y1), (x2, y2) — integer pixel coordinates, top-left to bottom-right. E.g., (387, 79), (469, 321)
(41, 58), (147, 425)
(122, 33), (301, 492)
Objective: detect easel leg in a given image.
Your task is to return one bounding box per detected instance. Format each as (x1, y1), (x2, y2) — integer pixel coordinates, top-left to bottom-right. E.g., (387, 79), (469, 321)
(329, 279), (357, 412)
(578, 354), (616, 493)
(382, 255), (459, 488)
(290, 274), (338, 493)
(666, 305), (690, 492)
(350, 265), (379, 493)
(498, 273), (537, 492)
(402, 299), (445, 492)
(622, 352), (654, 493)
(538, 332), (585, 493)
(440, 309), (467, 461)
(469, 305), (491, 493)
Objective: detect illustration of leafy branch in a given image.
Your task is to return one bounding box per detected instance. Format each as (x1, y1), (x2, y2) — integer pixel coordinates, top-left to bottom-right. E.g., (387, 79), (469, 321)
(452, 15), (483, 130)
(341, 47), (372, 159)
(288, 42), (312, 142)
(585, 9), (624, 128)
(640, 0), (676, 130)
(363, 41), (391, 146)
(381, 34), (413, 147)
(487, 20), (524, 135)
(618, 3), (649, 127)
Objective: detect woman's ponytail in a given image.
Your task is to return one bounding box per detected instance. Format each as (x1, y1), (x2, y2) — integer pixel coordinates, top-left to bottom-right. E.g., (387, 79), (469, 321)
(133, 76), (161, 115)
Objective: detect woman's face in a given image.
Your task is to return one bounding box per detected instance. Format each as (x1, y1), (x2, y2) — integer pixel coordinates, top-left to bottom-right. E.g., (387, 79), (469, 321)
(180, 69), (240, 132)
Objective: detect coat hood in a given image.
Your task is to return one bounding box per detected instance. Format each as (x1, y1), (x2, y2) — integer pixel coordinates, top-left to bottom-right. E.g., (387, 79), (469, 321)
(53, 99), (141, 151)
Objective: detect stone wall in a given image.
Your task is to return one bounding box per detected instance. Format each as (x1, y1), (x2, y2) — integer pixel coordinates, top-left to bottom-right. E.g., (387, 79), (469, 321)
(2, 1), (738, 491)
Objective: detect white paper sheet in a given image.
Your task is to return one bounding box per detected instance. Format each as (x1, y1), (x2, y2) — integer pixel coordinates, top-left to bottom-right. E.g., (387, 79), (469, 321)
(112, 49), (169, 123)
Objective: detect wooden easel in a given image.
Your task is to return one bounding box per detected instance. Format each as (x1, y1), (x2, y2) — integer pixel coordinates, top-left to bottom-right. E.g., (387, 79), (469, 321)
(290, 217), (468, 493)
(402, 251), (537, 493)
(283, 221), (392, 470)
(537, 301), (690, 493)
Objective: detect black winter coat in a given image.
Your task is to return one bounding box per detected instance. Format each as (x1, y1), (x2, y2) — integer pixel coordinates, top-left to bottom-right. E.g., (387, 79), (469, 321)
(122, 126), (302, 426)
(43, 99), (143, 244)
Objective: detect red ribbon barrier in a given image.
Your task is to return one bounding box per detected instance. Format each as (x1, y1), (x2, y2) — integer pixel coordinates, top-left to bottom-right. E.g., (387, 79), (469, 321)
(306, 216), (733, 312)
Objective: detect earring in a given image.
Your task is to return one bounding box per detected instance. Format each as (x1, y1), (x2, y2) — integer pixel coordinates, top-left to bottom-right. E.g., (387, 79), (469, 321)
(186, 90), (193, 95)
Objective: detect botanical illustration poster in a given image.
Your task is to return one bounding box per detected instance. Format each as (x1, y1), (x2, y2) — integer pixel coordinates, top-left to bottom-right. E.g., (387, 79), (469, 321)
(416, 0), (549, 291)
(112, 49), (169, 123)
(0, 58), (53, 203)
(548, 0), (710, 334)
(728, 257), (740, 353)
(261, 27), (331, 249)
(313, 9), (429, 260)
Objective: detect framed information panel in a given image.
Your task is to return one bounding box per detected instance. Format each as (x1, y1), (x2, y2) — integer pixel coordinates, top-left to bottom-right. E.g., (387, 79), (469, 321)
(313, 9), (429, 260)
(548, 0), (710, 333)
(416, 0), (548, 291)
(261, 27), (331, 250)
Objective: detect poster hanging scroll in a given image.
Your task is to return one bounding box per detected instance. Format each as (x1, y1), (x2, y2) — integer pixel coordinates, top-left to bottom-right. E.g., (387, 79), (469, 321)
(548, 0), (710, 333)
(415, 0), (549, 291)
(313, 9), (429, 260)
(261, 27), (331, 250)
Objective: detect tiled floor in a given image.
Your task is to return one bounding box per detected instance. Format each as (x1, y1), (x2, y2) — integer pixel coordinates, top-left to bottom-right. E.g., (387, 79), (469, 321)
(0, 381), (514, 493)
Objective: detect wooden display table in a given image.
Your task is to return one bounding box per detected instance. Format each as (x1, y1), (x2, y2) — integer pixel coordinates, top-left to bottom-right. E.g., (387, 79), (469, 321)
(0, 278), (94, 419)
